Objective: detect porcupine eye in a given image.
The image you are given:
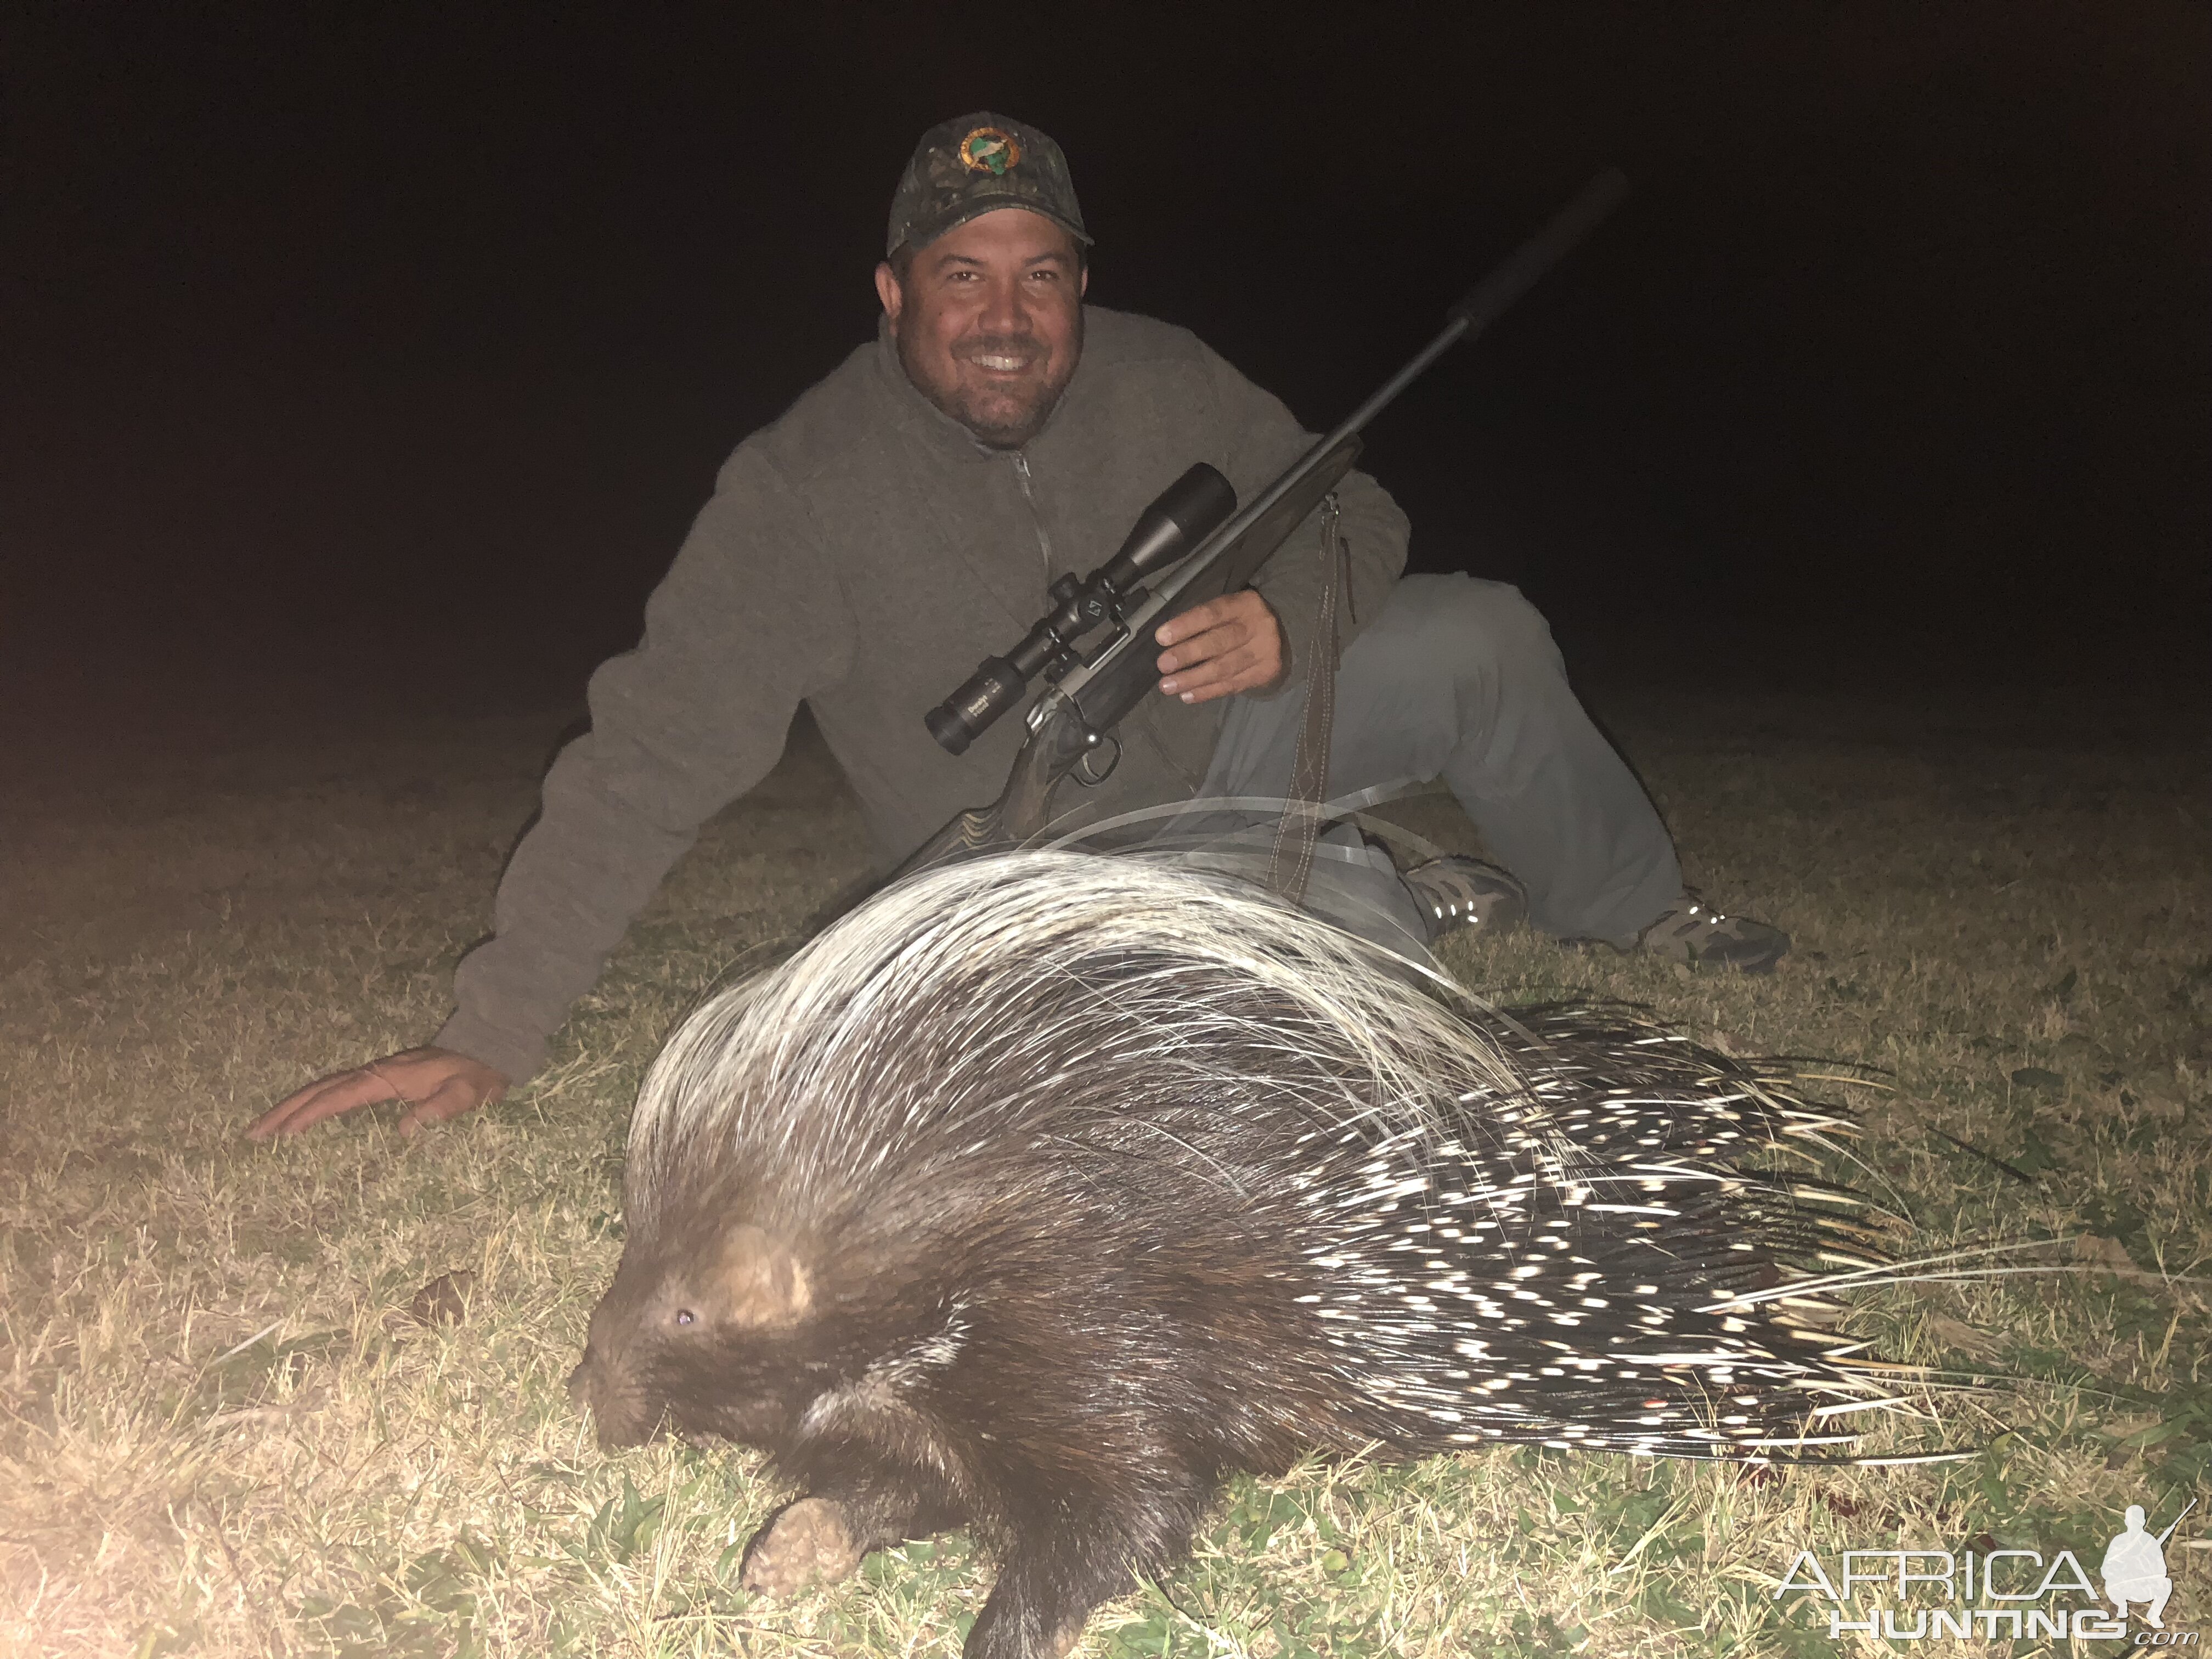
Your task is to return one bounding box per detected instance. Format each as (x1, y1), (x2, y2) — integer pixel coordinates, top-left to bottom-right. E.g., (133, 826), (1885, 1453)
(674, 1308), (696, 1327)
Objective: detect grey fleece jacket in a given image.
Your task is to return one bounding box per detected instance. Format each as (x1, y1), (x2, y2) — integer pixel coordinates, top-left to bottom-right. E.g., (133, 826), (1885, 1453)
(435, 307), (1410, 1084)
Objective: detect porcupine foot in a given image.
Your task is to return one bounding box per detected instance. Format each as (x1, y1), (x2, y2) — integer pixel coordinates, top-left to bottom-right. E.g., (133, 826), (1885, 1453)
(742, 1471), (970, 1599)
(966, 1475), (1215, 1659)
(966, 1537), (1153, 1659)
(739, 1497), (865, 1596)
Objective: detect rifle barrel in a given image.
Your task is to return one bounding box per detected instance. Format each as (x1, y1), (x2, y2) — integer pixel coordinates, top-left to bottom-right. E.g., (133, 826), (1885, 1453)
(2155, 1496), (2198, 1547)
(1102, 167), (1629, 633)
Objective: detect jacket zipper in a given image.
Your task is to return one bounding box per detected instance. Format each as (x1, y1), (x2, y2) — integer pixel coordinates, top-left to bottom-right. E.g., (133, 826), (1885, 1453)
(1010, 452), (1054, 592)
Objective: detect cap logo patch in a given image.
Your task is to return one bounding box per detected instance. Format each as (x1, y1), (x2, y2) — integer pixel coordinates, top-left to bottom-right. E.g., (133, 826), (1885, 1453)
(957, 126), (1021, 176)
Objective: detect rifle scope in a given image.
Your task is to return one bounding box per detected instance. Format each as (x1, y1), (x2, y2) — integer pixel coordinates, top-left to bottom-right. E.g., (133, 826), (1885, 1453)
(925, 461), (1237, 755)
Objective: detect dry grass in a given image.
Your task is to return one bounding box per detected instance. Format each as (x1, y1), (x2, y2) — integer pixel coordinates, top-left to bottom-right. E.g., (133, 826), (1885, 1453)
(2, 683), (2206, 1656)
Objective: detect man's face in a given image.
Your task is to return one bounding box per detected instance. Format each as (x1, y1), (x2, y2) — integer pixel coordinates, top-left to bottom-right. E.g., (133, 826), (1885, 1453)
(874, 208), (1087, 449)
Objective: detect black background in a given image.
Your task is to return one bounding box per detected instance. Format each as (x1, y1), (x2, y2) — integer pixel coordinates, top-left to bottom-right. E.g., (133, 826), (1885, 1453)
(4, 3), (2204, 740)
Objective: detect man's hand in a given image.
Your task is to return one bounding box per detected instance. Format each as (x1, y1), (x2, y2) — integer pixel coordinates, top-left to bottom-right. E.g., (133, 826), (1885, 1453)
(245, 1047), (509, 1141)
(1154, 590), (1285, 704)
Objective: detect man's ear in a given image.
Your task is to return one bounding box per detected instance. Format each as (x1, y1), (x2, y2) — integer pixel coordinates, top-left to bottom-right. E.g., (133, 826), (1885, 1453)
(874, 261), (904, 335)
(707, 1223), (812, 1329)
(1079, 264), (1089, 300)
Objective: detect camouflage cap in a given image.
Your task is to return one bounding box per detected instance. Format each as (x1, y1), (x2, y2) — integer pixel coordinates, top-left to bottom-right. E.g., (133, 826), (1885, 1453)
(885, 111), (1091, 258)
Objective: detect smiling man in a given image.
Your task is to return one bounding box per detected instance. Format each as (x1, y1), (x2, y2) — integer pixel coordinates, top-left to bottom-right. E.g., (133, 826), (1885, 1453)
(880, 207), (1079, 448)
(250, 111), (1786, 1139)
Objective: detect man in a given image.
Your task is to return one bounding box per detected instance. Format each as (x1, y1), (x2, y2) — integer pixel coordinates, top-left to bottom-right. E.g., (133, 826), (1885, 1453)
(249, 111), (1786, 1141)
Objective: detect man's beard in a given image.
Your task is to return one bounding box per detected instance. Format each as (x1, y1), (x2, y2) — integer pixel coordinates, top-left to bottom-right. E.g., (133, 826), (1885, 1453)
(896, 317), (1082, 449)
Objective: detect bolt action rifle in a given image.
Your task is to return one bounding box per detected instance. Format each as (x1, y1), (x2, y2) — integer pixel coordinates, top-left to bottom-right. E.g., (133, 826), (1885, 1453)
(896, 170), (1629, 883)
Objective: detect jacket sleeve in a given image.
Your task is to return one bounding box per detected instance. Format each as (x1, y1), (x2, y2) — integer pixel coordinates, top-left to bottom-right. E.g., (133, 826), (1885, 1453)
(1198, 343), (1410, 684)
(434, 445), (852, 1085)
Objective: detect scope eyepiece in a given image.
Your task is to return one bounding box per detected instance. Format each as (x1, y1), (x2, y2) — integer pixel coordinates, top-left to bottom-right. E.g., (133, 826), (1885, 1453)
(926, 654), (1028, 756)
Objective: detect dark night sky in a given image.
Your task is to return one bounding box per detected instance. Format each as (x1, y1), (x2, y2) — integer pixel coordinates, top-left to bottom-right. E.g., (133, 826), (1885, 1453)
(2, 3), (2205, 740)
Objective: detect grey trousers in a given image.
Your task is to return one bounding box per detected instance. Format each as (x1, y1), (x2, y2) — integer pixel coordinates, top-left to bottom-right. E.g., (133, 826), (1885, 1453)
(1198, 574), (1683, 944)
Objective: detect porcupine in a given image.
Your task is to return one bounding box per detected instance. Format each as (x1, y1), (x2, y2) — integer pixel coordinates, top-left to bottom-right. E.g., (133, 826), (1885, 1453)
(568, 850), (1911, 1659)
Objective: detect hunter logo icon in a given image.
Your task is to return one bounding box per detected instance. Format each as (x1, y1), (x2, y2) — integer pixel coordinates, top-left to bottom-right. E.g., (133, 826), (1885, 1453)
(2104, 1499), (2194, 1629)
(958, 125), (1020, 176)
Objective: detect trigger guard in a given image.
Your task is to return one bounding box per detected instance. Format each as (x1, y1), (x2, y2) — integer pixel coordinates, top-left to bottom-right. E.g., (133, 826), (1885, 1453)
(1073, 732), (1122, 787)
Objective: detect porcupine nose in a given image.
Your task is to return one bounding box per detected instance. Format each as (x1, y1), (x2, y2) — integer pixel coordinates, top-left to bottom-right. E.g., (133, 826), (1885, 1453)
(567, 1345), (657, 1448)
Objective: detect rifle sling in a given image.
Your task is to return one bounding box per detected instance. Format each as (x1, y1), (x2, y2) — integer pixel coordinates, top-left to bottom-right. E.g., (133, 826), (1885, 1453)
(1263, 494), (1344, 907)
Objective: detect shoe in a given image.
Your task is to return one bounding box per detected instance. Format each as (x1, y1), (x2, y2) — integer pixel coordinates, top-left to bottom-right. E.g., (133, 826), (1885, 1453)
(1402, 856), (1527, 941)
(1628, 893), (1790, 972)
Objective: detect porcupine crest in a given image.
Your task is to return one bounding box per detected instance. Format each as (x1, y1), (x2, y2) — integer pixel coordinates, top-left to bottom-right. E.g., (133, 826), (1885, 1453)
(611, 850), (1904, 1465)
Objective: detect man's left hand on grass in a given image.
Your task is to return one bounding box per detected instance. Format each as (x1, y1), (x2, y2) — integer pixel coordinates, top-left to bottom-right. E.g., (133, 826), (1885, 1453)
(1154, 590), (1285, 703)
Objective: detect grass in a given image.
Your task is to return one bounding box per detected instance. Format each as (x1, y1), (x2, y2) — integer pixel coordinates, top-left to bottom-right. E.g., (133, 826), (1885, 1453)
(2, 680), (2207, 1656)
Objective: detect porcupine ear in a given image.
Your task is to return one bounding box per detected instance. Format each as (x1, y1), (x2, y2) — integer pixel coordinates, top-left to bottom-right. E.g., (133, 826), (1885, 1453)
(703, 1223), (814, 1330)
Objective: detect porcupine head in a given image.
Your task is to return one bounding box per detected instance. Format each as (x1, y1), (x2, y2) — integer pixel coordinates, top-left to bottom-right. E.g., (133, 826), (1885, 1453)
(567, 1103), (1009, 1472)
(568, 1212), (819, 1449)
(571, 1184), (1047, 1657)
